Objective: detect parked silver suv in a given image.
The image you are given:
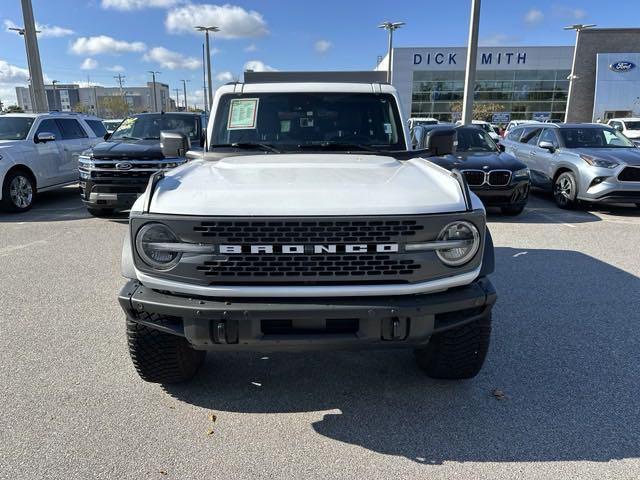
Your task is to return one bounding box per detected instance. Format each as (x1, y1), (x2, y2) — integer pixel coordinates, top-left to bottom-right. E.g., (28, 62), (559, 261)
(501, 123), (640, 208)
(0, 112), (105, 212)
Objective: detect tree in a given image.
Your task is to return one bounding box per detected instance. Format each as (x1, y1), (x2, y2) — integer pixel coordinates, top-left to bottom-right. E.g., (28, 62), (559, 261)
(6, 105), (24, 113)
(72, 103), (91, 114)
(98, 96), (129, 119)
(450, 102), (506, 122)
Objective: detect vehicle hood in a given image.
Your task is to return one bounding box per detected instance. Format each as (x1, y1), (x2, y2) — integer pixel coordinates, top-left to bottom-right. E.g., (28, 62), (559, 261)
(148, 154), (469, 216)
(572, 147), (640, 166)
(428, 151), (526, 171)
(91, 139), (163, 160)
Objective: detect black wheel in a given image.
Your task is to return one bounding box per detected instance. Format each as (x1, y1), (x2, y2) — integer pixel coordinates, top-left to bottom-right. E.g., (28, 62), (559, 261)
(500, 204), (525, 215)
(1, 170), (35, 212)
(414, 314), (492, 379)
(127, 320), (206, 384)
(86, 207), (115, 217)
(553, 171), (578, 209)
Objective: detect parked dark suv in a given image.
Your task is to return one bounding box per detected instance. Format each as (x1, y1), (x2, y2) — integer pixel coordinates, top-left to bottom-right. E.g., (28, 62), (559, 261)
(79, 112), (206, 216)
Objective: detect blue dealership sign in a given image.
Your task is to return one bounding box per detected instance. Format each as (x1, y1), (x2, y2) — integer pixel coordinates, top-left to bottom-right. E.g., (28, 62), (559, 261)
(492, 112), (510, 124)
(609, 61), (636, 73)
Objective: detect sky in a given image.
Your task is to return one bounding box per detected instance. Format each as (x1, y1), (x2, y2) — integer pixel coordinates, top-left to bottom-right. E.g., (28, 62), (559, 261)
(0, 0), (638, 109)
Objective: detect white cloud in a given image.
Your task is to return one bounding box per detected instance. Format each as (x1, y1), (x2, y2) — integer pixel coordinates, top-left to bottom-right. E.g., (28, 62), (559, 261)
(314, 39), (332, 53)
(479, 33), (521, 46)
(80, 58), (98, 70)
(73, 80), (104, 88)
(4, 19), (74, 38)
(524, 8), (544, 25)
(0, 59), (29, 84)
(101, 0), (181, 10)
(166, 4), (268, 38)
(244, 43), (257, 52)
(143, 47), (201, 70)
(552, 6), (587, 20)
(243, 60), (277, 72)
(107, 65), (125, 72)
(70, 35), (146, 56)
(215, 71), (234, 82)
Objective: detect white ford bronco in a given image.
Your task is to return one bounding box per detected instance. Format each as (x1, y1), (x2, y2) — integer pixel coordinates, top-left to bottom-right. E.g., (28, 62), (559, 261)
(118, 81), (497, 384)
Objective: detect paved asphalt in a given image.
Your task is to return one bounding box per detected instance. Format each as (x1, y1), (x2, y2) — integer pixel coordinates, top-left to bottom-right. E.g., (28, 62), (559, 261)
(1, 186), (639, 480)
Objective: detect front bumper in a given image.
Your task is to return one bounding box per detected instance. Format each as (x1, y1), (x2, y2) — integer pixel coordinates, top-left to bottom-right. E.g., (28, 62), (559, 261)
(118, 277), (496, 351)
(471, 179), (530, 207)
(579, 168), (640, 204)
(79, 178), (148, 209)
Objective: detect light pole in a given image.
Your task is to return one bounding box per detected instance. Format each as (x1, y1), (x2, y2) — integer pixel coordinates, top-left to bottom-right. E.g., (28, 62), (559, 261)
(18, 0), (47, 112)
(461, 0), (481, 125)
(201, 43), (208, 114)
(147, 71), (160, 112)
(51, 80), (59, 111)
(195, 26), (219, 111)
(378, 21), (404, 84)
(181, 79), (190, 111)
(9, 25), (41, 112)
(564, 24), (596, 122)
(174, 88), (181, 111)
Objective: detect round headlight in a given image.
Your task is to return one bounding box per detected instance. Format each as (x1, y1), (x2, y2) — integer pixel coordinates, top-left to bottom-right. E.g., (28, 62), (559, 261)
(135, 223), (182, 270)
(436, 221), (480, 267)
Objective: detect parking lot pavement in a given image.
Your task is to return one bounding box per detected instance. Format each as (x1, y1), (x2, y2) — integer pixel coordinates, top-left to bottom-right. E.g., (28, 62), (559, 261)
(1, 188), (639, 480)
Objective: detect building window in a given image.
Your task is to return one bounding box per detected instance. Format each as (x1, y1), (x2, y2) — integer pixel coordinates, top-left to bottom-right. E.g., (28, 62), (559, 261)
(411, 69), (571, 121)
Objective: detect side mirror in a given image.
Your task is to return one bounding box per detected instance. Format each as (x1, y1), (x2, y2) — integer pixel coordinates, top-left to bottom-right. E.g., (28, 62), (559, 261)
(497, 143), (505, 152)
(160, 131), (190, 158)
(613, 124), (623, 132)
(35, 132), (56, 144)
(425, 128), (456, 156)
(104, 132), (111, 141)
(539, 140), (556, 152)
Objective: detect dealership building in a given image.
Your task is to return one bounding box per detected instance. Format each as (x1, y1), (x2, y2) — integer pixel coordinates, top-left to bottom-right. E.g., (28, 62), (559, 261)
(376, 28), (640, 123)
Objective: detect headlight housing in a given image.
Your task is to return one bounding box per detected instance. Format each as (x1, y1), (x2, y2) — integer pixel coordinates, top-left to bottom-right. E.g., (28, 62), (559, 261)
(78, 154), (95, 169)
(135, 223), (182, 270)
(513, 167), (530, 178)
(580, 154), (618, 169)
(435, 221), (480, 267)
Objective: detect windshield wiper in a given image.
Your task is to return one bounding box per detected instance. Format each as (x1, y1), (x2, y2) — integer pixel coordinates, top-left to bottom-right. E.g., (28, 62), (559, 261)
(296, 142), (379, 152)
(209, 142), (281, 153)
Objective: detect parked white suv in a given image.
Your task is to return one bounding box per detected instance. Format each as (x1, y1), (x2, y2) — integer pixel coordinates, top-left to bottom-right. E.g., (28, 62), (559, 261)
(0, 112), (105, 212)
(607, 118), (640, 141)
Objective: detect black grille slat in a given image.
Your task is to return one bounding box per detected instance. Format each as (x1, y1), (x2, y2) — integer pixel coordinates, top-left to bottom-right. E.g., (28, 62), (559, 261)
(618, 167), (640, 182)
(196, 254), (419, 279)
(488, 171), (511, 186)
(194, 219), (423, 243)
(464, 171), (485, 186)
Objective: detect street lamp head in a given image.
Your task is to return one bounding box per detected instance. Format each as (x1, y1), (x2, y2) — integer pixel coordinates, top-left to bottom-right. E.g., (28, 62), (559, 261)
(563, 23), (596, 31)
(378, 21), (405, 30)
(195, 26), (220, 33)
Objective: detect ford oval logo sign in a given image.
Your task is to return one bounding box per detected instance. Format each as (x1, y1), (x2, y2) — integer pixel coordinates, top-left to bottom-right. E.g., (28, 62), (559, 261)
(116, 162), (132, 170)
(609, 61), (636, 73)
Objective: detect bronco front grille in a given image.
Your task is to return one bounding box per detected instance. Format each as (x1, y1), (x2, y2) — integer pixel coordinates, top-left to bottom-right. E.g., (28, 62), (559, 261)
(196, 254), (421, 281)
(193, 219), (424, 243)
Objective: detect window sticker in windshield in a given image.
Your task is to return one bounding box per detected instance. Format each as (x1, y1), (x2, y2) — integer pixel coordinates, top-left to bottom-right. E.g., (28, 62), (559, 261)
(228, 98), (259, 129)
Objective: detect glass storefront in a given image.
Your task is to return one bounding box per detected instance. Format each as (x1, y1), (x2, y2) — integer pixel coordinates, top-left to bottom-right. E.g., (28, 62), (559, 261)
(411, 69), (570, 122)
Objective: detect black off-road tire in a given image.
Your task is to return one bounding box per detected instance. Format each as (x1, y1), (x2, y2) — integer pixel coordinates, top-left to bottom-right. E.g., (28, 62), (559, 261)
(126, 320), (206, 384)
(500, 204), (525, 216)
(414, 314), (492, 379)
(87, 207), (115, 217)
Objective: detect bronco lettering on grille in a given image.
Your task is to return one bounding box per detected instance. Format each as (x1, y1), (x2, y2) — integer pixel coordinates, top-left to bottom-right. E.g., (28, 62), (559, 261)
(218, 244), (399, 254)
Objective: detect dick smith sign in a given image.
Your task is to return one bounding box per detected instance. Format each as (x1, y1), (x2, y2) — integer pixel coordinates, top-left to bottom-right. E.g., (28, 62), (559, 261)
(413, 51), (527, 66)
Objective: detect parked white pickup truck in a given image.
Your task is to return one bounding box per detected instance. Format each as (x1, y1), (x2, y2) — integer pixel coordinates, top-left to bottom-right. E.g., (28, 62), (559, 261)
(118, 81), (497, 384)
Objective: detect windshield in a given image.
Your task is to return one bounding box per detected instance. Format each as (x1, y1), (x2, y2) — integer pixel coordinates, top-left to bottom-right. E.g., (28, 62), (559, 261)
(623, 121), (640, 130)
(0, 117), (35, 141)
(474, 123), (492, 133)
(456, 127), (497, 152)
(111, 114), (200, 141)
(559, 127), (635, 149)
(211, 92), (405, 151)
